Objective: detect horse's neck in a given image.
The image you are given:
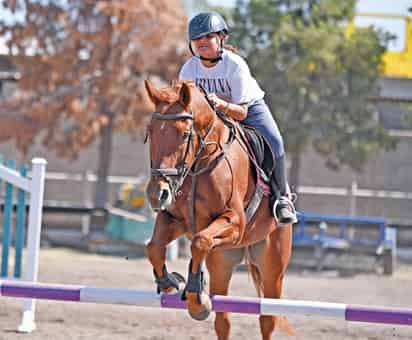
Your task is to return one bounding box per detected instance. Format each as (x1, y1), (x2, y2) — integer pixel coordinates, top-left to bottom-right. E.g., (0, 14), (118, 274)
(209, 113), (231, 148)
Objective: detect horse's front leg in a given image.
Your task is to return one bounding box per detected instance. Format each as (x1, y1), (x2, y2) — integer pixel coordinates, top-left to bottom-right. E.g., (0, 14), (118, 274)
(184, 209), (243, 321)
(146, 212), (185, 294)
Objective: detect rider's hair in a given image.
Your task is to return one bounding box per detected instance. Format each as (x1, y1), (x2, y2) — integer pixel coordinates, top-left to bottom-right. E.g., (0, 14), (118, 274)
(217, 32), (239, 55)
(223, 43), (239, 54)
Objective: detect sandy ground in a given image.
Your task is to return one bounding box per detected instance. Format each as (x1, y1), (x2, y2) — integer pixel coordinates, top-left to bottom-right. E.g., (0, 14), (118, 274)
(1, 248), (412, 340)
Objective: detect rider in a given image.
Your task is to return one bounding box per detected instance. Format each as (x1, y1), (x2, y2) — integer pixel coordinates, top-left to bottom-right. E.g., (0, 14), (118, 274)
(179, 12), (297, 225)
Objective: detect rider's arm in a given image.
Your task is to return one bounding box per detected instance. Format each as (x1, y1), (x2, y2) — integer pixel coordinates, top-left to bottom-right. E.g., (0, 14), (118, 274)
(215, 100), (247, 121)
(226, 59), (263, 122)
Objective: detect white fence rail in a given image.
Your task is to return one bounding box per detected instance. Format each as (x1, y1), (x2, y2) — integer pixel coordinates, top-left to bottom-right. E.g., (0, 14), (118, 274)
(40, 171), (412, 205)
(37, 171), (412, 225)
(39, 171), (412, 200)
(298, 181), (412, 219)
(298, 184), (412, 200)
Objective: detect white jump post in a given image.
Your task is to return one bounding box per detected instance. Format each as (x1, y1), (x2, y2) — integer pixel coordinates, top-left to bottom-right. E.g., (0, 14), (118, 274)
(16, 158), (47, 333)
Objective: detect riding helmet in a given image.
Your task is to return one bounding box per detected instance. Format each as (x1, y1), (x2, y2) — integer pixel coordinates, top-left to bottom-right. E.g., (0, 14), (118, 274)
(188, 12), (228, 40)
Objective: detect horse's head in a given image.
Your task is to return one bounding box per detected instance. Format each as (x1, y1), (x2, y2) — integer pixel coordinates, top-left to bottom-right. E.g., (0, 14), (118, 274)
(144, 79), (215, 212)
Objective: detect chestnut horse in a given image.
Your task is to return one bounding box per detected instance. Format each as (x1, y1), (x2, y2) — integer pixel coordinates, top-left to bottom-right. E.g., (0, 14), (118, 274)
(144, 80), (294, 339)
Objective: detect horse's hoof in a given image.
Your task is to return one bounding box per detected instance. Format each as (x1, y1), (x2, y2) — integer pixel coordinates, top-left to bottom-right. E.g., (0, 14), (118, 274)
(189, 307), (211, 321)
(186, 292), (212, 321)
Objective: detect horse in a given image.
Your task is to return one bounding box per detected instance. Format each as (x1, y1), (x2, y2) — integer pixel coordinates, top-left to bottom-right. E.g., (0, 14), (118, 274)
(144, 79), (294, 339)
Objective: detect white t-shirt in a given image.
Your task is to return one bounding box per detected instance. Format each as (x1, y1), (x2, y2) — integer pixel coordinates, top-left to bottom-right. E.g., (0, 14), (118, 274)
(179, 49), (265, 106)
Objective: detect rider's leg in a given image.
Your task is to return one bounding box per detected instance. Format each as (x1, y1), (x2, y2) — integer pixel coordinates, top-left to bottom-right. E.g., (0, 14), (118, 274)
(243, 99), (297, 225)
(271, 155), (297, 225)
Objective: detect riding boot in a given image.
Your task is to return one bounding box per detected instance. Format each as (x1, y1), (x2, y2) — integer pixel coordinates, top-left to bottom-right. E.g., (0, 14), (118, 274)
(270, 155), (297, 225)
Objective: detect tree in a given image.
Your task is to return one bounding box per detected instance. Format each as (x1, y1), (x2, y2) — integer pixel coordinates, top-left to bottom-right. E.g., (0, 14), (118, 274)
(230, 0), (396, 190)
(0, 0), (187, 211)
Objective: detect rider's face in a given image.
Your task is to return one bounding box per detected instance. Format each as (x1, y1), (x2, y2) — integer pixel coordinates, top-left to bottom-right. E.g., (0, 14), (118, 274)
(192, 33), (221, 59)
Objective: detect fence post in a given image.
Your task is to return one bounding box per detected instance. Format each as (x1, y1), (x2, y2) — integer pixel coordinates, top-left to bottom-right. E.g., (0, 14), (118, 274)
(349, 181), (357, 217)
(179, 236), (191, 258)
(166, 239), (179, 261)
(14, 164), (28, 278)
(18, 158), (47, 333)
(81, 171), (93, 235)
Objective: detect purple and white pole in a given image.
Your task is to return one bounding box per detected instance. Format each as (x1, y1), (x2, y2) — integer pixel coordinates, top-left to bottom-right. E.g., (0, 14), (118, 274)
(1, 280), (411, 326)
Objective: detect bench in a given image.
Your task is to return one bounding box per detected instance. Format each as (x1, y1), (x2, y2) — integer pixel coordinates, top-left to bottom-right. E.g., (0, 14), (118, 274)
(293, 212), (397, 275)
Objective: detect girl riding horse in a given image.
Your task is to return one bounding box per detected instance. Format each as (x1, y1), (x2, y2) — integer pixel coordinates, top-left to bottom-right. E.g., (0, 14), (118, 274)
(179, 12), (297, 226)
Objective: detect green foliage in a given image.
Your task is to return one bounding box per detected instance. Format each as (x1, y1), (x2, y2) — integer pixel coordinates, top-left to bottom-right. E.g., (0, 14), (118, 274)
(230, 0), (397, 179)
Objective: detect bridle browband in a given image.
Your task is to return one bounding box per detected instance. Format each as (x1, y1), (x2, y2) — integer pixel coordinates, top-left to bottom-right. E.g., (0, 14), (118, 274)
(151, 112), (193, 121)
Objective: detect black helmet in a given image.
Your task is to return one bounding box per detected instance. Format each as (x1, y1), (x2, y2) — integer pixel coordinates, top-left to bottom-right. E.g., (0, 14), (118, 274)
(188, 12), (228, 40)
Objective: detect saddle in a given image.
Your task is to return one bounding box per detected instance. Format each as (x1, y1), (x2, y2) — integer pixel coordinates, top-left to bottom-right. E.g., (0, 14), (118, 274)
(215, 111), (277, 224)
(216, 111), (275, 184)
(239, 123), (274, 185)
(238, 123), (277, 223)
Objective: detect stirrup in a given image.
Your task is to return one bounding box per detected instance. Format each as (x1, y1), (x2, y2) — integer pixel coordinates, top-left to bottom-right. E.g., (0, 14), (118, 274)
(272, 195), (298, 226)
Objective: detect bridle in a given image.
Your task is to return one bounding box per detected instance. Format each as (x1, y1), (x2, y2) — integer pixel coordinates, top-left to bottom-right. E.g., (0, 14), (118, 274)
(146, 85), (238, 232)
(148, 108), (217, 200)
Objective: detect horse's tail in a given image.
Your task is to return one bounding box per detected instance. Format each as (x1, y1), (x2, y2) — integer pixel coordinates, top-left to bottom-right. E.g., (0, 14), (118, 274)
(244, 247), (263, 297)
(244, 247), (297, 336)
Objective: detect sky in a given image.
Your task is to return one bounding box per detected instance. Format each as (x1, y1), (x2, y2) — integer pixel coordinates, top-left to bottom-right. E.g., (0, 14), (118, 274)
(1, 0), (411, 54)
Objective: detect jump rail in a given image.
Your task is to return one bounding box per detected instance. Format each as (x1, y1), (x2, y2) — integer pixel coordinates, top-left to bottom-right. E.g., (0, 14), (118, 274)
(1, 280), (411, 326)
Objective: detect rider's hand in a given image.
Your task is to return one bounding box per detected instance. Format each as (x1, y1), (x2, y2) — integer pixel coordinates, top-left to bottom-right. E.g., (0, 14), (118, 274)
(206, 93), (227, 112)
(206, 93), (247, 121)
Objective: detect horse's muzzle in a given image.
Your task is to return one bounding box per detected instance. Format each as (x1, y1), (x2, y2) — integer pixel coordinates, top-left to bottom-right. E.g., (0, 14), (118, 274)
(146, 179), (173, 212)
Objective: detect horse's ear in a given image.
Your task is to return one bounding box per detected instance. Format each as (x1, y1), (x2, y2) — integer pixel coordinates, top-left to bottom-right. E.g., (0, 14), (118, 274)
(179, 82), (192, 111)
(144, 79), (160, 106)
